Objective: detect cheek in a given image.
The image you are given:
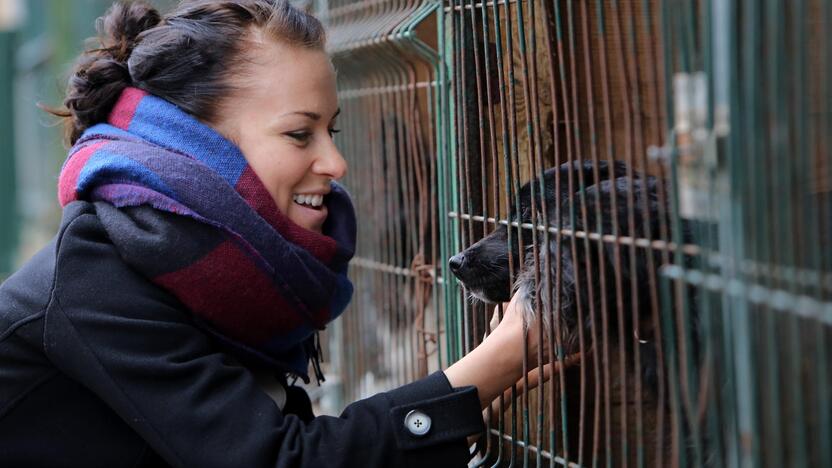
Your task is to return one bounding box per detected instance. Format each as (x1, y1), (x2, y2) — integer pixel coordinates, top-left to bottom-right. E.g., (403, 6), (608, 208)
(272, 156), (313, 193)
(267, 170), (297, 214)
(240, 156), (288, 213)
(235, 131), (316, 208)
(251, 151), (316, 215)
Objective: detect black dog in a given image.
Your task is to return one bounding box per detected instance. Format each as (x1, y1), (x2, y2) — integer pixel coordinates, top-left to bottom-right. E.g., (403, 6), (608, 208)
(449, 160), (695, 393)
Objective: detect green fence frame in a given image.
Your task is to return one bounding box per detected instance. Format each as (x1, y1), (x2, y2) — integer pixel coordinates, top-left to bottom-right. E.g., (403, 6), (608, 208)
(0, 30), (17, 277)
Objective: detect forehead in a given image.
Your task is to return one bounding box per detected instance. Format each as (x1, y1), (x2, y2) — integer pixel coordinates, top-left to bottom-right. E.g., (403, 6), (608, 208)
(237, 39), (338, 116)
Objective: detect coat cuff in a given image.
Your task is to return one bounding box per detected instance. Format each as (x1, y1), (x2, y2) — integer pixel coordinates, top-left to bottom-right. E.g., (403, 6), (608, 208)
(385, 371), (483, 465)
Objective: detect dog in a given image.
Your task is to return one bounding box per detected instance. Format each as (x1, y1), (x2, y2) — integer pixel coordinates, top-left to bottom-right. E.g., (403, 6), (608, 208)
(448, 160), (697, 394)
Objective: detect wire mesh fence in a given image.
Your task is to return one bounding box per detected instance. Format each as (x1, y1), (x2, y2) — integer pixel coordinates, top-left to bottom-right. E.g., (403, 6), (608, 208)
(317, 0), (447, 410)
(313, 0), (832, 466)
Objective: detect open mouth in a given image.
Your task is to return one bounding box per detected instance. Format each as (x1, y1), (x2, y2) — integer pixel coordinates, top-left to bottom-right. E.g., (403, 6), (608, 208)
(293, 193), (325, 211)
(291, 193), (329, 231)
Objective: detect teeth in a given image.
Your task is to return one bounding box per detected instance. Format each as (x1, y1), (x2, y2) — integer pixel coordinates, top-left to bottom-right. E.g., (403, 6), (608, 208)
(293, 193), (324, 208)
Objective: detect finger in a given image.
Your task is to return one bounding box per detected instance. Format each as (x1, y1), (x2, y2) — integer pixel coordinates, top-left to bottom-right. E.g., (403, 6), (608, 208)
(501, 291), (523, 319)
(489, 304), (500, 332)
(500, 352), (583, 402)
(524, 353), (582, 390)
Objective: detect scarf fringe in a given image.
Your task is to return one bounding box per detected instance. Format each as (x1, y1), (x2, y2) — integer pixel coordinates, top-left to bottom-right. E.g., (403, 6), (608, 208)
(293, 332), (325, 385)
(311, 332), (326, 385)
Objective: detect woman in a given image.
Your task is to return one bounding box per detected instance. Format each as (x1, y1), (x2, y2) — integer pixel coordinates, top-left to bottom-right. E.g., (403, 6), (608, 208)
(0, 1), (542, 466)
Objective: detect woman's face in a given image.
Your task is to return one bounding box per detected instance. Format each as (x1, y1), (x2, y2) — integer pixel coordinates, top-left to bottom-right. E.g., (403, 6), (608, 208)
(213, 37), (345, 234)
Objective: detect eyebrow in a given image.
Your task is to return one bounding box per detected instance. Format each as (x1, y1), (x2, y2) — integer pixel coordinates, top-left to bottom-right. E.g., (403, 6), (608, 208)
(284, 108), (341, 121)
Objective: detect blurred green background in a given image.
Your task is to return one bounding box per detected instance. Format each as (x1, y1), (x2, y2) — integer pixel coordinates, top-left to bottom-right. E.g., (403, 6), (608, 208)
(0, 0), (175, 279)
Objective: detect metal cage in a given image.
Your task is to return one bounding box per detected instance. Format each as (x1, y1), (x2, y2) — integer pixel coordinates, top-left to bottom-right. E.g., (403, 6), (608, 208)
(311, 0), (831, 466)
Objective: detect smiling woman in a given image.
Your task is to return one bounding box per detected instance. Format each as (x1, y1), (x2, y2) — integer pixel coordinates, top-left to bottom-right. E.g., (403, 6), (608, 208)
(0, 1), (539, 467)
(212, 37), (346, 234)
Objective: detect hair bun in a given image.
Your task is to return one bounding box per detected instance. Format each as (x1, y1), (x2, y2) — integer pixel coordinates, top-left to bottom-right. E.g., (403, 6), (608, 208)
(98, 0), (162, 62)
(58, 1), (161, 144)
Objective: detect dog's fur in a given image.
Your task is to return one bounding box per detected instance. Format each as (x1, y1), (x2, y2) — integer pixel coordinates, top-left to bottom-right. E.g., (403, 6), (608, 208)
(449, 160), (695, 393)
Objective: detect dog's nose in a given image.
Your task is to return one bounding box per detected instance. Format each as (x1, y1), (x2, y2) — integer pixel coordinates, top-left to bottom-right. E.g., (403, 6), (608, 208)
(448, 254), (465, 274)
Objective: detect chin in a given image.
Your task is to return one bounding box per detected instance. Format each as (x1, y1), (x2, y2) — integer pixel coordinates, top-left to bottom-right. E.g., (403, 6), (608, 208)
(290, 218), (318, 233)
(298, 219), (324, 234)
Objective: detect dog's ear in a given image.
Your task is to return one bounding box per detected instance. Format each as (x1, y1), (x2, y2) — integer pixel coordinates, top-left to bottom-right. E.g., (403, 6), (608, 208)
(554, 160), (629, 198)
(512, 161), (635, 252)
(523, 160), (631, 215)
(569, 176), (663, 234)
(568, 176), (666, 278)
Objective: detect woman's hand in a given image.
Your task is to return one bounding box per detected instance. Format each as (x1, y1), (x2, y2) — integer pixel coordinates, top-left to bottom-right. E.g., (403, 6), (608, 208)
(487, 292), (552, 368)
(444, 291), (585, 447)
(481, 298), (580, 418)
(445, 292), (584, 437)
(443, 292), (527, 448)
(443, 291), (540, 410)
(484, 354), (582, 423)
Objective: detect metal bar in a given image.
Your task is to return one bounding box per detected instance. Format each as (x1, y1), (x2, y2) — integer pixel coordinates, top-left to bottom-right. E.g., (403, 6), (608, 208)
(444, 0), (517, 13)
(338, 80), (437, 99)
(0, 30), (17, 276)
(488, 429), (582, 468)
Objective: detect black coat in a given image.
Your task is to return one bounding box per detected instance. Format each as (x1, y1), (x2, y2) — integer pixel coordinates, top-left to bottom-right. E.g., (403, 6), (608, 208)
(0, 201), (483, 467)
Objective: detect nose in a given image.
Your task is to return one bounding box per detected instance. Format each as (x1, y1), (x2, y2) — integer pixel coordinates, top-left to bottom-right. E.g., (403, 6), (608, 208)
(448, 253), (465, 274)
(315, 139), (348, 180)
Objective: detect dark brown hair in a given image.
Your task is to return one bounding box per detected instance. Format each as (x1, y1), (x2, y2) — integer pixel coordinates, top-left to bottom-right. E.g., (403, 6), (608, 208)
(48, 0), (326, 145)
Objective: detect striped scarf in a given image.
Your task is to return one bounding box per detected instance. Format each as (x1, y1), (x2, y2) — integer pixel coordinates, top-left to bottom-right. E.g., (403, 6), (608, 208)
(57, 87), (356, 382)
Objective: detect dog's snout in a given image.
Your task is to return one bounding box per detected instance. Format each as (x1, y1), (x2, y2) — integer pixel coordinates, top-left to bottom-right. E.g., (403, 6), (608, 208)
(448, 254), (465, 274)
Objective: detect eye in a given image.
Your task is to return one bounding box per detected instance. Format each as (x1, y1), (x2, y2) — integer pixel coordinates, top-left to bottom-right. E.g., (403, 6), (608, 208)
(328, 128), (341, 138)
(286, 131), (312, 143)
(286, 130), (312, 143)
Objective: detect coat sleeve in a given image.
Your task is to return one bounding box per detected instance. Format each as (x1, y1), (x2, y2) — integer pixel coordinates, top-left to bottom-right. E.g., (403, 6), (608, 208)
(43, 208), (484, 468)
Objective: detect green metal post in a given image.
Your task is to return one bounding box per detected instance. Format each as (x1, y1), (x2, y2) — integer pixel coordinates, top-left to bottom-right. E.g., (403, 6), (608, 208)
(0, 30), (17, 277)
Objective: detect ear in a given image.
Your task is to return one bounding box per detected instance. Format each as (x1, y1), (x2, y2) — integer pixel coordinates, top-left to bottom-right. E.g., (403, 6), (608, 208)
(557, 160), (629, 197)
(567, 176), (664, 279)
(517, 161), (637, 259)
(533, 160), (632, 213)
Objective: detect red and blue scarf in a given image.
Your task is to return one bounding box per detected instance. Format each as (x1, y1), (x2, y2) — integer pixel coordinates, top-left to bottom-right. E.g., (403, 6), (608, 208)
(57, 87), (356, 382)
